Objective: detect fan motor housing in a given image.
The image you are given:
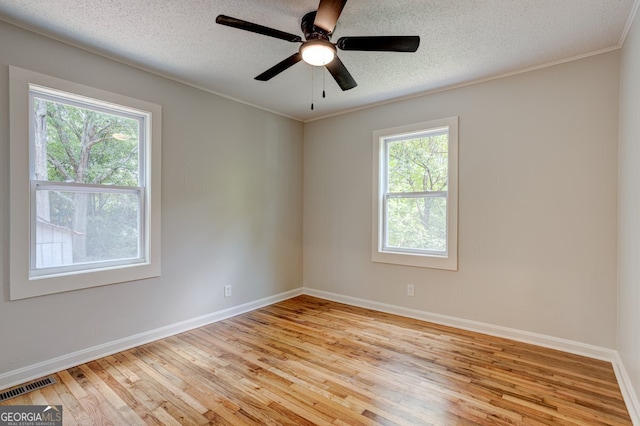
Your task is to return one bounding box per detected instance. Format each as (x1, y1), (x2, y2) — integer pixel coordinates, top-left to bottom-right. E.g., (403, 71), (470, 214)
(302, 11), (332, 40)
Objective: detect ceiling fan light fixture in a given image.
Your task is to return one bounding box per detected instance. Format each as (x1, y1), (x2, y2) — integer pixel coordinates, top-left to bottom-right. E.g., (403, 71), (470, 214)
(300, 39), (336, 66)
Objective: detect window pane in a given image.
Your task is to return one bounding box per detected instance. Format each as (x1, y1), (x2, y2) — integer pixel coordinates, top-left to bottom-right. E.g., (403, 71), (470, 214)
(386, 132), (448, 193)
(33, 96), (140, 186)
(386, 196), (447, 252)
(35, 189), (140, 269)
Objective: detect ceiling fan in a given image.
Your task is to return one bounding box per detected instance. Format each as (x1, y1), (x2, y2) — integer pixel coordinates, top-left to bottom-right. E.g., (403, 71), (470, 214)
(216, 0), (420, 91)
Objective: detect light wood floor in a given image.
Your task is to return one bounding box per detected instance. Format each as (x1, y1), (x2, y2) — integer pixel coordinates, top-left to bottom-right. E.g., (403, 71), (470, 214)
(1, 295), (632, 425)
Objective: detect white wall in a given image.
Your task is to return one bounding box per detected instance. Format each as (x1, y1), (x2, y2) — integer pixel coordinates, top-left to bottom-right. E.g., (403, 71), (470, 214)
(619, 7), (640, 408)
(304, 52), (620, 348)
(0, 21), (303, 375)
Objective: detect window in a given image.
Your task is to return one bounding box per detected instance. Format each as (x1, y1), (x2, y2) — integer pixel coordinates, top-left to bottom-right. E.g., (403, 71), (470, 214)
(9, 66), (161, 300)
(372, 117), (458, 270)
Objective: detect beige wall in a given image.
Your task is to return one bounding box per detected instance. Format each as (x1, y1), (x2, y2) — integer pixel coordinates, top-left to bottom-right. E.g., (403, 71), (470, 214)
(0, 20), (303, 374)
(619, 8), (640, 407)
(304, 52), (620, 348)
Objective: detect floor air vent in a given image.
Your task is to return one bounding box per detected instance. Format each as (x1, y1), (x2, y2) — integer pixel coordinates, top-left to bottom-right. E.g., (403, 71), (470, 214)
(0, 376), (56, 402)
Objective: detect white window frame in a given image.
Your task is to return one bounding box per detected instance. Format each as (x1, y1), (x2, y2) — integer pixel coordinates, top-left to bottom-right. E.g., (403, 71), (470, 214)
(9, 66), (162, 300)
(372, 117), (458, 270)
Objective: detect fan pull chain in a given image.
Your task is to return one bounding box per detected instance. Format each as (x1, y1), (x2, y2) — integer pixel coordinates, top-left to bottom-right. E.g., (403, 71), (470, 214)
(311, 66), (314, 110)
(323, 68), (326, 98)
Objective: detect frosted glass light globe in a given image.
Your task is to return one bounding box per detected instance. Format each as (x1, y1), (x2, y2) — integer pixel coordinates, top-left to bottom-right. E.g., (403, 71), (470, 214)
(300, 40), (336, 66)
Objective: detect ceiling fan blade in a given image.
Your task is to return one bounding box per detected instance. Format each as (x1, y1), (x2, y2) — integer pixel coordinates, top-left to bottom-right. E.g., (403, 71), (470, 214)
(255, 53), (303, 81)
(337, 36), (420, 52)
(325, 56), (357, 91)
(216, 15), (302, 43)
(314, 0), (348, 34)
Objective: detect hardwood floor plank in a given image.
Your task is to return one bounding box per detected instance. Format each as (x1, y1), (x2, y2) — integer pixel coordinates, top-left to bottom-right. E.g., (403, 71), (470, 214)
(1, 296), (631, 425)
(53, 377), (93, 425)
(145, 340), (299, 425)
(90, 359), (165, 425)
(116, 351), (212, 425)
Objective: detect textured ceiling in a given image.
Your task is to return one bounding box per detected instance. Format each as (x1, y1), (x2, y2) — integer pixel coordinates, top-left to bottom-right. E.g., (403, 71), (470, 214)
(0, 0), (637, 121)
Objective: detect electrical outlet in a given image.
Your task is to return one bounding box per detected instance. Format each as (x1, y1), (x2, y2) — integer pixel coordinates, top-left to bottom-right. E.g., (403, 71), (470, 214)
(224, 285), (232, 298)
(407, 284), (415, 297)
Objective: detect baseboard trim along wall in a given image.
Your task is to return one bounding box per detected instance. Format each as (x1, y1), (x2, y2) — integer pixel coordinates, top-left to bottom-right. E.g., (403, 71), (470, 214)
(303, 287), (640, 425)
(0, 288), (303, 392)
(1, 286), (638, 424)
(613, 352), (640, 426)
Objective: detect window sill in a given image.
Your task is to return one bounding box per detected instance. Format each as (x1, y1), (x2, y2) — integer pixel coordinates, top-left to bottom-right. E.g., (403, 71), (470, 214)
(372, 250), (457, 270)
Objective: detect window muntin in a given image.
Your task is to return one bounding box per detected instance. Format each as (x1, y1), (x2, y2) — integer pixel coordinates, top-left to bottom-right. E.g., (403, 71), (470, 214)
(373, 117), (458, 270)
(29, 86), (148, 277)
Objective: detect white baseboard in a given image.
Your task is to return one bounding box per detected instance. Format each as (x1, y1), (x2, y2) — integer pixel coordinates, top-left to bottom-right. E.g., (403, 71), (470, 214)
(613, 352), (640, 425)
(303, 287), (640, 424)
(0, 288), (303, 391)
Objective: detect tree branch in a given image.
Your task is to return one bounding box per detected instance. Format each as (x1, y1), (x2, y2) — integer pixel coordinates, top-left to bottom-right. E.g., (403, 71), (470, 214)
(48, 108), (79, 173)
(93, 146), (138, 184)
(47, 153), (74, 181)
